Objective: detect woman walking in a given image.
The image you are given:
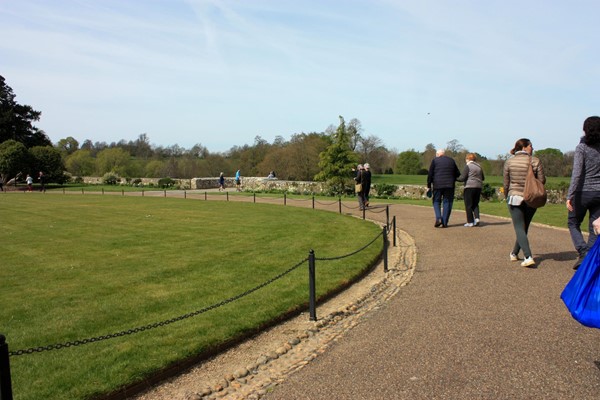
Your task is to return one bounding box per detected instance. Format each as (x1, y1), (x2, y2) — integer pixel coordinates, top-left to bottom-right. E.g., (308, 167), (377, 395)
(566, 116), (600, 269)
(457, 153), (485, 227)
(503, 138), (546, 268)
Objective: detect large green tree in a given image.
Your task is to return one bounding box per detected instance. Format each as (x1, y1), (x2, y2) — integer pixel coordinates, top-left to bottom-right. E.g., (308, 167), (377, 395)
(0, 75), (51, 148)
(315, 116), (358, 194)
(0, 139), (29, 184)
(396, 149), (422, 174)
(30, 145), (66, 183)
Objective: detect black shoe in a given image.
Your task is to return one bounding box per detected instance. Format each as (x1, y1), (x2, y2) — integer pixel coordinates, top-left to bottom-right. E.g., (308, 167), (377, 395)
(434, 220), (443, 227)
(573, 253), (587, 270)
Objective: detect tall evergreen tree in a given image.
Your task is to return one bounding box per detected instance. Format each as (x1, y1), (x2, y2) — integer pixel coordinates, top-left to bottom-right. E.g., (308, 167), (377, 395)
(315, 116), (358, 194)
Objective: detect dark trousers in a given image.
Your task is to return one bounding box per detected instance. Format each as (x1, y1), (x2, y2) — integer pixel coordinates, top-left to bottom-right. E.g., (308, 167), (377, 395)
(508, 202), (537, 258)
(568, 191), (600, 256)
(463, 188), (481, 224)
(433, 188), (455, 226)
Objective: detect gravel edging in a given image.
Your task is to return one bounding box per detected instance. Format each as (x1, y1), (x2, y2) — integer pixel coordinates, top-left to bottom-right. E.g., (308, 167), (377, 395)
(132, 228), (416, 400)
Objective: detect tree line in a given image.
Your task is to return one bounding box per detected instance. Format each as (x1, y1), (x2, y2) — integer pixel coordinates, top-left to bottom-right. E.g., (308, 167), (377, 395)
(0, 74), (576, 188)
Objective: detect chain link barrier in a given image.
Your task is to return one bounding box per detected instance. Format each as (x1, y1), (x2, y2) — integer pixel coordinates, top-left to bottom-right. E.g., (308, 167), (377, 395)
(9, 258), (307, 357)
(315, 230), (383, 261)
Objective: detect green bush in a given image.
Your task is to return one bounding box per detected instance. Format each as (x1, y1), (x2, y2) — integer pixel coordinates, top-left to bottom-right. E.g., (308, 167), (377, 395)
(102, 173), (119, 185)
(481, 183), (496, 201)
(158, 177), (175, 188)
(374, 183), (397, 197)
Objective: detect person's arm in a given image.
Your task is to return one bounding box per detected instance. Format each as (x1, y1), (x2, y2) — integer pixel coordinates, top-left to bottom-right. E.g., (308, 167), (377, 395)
(456, 165), (469, 182)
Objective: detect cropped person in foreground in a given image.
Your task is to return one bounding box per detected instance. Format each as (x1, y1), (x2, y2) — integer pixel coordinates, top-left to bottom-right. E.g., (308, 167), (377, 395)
(566, 116), (600, 270)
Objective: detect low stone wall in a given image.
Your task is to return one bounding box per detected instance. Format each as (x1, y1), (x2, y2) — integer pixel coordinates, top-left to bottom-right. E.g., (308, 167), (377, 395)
(191, 177), (325, 194)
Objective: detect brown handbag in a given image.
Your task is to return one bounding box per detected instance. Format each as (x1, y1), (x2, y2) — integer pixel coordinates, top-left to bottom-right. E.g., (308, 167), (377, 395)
(523, 159), (547, 208)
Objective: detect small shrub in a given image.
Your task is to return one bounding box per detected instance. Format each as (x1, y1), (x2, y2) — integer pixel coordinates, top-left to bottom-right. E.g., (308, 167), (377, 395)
(158, 177), (175, 188)
(132, 178), (142, 186)
(375, 183), (397, 197)
(103, 173), (119, 185)
(481, 183), (496, 201)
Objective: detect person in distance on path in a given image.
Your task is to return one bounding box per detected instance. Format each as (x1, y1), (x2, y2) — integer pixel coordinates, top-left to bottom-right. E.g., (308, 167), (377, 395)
(427, 149), (460, 228)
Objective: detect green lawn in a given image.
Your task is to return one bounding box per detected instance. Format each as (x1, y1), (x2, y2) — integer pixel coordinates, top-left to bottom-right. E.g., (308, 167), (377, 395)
(0, 194), (381, 400)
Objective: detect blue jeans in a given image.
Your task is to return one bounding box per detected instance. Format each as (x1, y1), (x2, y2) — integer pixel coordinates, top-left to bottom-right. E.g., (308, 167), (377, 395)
(433, 188), (455, 226)
(568, 191), (600, 256)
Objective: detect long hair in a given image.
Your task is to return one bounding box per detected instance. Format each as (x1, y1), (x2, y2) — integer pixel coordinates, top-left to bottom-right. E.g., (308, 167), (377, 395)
(583, 116), (600, 145)
(510, 138), (531, 155)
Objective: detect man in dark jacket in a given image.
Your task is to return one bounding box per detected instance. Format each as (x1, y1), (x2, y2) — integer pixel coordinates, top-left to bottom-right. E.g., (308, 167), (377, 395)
(427, 149), (460, 227)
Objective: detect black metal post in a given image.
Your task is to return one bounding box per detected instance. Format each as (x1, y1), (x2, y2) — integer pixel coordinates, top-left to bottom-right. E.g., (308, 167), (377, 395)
(308, 250), (317, 321)
(225, 192), (228, 201)
(386, 205), (390, 228)
(338, 198), (342, 214)
(312, 196), (315, 209)
(383, 225), (388, 272)
(163, 190), (166, 198)
(284, 193), (287, 206)
(393, 216), (397, 247)
(362, 207), (365, 220)
(253, 193), (256, 203)
(0, 334), (14, 400)
(184, 190), (187, 199)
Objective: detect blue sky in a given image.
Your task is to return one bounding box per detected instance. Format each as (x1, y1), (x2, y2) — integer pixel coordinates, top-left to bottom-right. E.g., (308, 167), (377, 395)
(1, 0), (599, 159)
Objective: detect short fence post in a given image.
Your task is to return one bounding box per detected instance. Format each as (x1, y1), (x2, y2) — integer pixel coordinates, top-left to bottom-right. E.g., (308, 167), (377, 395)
(122, 189), (125, 196)
(102, 188), (104, 195)
(393, 216), (397, 247)
(253, 193), (256, 203)
(362, 207), (365, 220)
(225, 192), (228, 201)
(284, 193), (287, 206)
(0, 334), (14, 400)
(63, 188), (65, 194)
(386, 205), (390, 228)
(163, 190), (166, 198)
(312, 196), (315, 210)
(308, 250), (317, 321)
(338, 198), (342, 214)
(81, 188), (84, 195)
(184, 190), (187, 199)
(383, 225), (388, 272)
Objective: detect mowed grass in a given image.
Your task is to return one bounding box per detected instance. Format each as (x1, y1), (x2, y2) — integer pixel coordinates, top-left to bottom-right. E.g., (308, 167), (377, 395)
(0, 194), (381, 400)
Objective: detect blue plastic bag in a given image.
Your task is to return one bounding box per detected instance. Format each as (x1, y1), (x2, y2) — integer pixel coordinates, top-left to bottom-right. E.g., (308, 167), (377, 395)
(561, 239), (600, 329)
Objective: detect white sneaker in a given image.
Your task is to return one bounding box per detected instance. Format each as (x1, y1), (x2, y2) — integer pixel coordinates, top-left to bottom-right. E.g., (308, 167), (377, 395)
(510, 253), (519, 261)
(521, 257), (536, 268)
(464, 223), (474, 227)
(474, 218), (480, 226)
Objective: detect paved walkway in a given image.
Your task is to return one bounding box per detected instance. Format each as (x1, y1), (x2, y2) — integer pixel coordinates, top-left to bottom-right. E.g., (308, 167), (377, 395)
(264, 204), (600, 400)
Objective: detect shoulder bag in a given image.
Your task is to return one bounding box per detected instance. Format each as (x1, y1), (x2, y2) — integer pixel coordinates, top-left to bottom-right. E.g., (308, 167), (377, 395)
(523, 158), (547, 208)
